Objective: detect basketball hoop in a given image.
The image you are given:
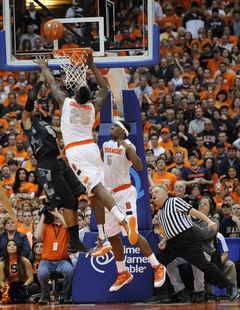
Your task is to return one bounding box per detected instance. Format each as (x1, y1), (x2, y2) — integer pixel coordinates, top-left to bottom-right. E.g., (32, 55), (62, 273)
(52, 48), (93, 91)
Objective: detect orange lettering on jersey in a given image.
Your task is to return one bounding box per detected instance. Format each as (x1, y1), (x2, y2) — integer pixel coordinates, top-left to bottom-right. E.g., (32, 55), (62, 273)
(104, 147), (123, 155)
(72, 164), (77, 171)
(70, 101), (93, 110)
(84, 177), (89, 184)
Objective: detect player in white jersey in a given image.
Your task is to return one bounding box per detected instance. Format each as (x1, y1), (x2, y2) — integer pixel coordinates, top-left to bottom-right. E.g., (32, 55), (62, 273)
(34, 52), (137, 257)
(101, 121), (166, 292)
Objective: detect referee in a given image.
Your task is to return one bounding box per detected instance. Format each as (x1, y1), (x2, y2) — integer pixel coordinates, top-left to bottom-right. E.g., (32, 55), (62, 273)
(152, 184), (239, 302)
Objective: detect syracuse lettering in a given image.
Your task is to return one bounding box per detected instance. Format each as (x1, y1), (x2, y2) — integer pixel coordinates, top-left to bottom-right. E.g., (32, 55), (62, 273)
(105, 147), (123, 155)
(70, 101), (93, 110)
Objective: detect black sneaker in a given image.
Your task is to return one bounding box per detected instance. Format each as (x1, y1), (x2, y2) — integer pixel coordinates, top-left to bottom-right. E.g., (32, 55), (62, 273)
(38, 296), (49, 305)
(63, 294), (73, 304)
(179, 288), (188, 303)
(68, 241), (92, 254)
(195, 291), (205, 303)
(228, 285), (239, 302)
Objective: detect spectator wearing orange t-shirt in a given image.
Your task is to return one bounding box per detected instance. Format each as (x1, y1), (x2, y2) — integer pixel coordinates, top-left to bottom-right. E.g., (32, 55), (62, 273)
(2, 134), (17, 157)
(1, 164), (15, 198)
(18, 210), (33, 234)
(158, 127), (173, 150)
(167, 133), (188, 161)
(151, 78), (169, 106)
(34, 208), (74, 303)
(215, 62), (236, 89)
(61, 33), (80, 49)
(207, 47), (224, 75)
(213, 183), (225, 209)
(153, 157), (177, 194)
(141, 110), (152, 134)
(163, 35), (184, 59)
(191, 28), (212, 51)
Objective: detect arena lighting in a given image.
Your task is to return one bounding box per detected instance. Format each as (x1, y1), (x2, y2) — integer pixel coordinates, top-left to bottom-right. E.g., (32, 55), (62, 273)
(25, 0), (71, 9)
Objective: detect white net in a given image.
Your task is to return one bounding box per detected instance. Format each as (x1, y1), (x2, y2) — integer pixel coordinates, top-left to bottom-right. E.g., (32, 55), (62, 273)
(52, 49), (88, 91)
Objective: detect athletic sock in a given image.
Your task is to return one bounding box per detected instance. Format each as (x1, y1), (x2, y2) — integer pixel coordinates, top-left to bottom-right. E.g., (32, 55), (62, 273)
(147, 253), (159, 267)
(97, 224), (108, 240)
(68, 225), (79, 245)
(116, 261), (126, 273)
(111, 205), (125, 222)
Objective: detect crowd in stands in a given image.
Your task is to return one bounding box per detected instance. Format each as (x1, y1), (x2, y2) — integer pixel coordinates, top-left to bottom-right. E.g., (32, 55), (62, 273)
(0, 0), (240, 304)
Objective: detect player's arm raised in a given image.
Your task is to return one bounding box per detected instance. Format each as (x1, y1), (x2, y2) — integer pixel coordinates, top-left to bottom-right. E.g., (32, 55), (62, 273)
(33, 56), (67, 114)
(84, 50), (108, 116)
(118, 140), (143, 171)
(22, 71), (46, 130)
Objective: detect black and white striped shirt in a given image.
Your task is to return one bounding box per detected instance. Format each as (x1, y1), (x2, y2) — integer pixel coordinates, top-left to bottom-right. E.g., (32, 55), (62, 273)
(157, 197), (193, 239)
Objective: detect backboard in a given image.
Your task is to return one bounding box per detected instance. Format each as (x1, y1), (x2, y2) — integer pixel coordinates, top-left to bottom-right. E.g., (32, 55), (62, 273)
(0, 0), (159, 71)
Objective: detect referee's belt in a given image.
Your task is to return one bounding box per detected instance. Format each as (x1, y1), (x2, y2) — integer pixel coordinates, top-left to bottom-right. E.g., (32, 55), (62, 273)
(110, 183), (132, 194)
(65, 139), (94, 150)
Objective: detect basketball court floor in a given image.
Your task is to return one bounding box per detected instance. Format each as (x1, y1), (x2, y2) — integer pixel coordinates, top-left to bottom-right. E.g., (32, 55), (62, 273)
(1, 300), (239, 310)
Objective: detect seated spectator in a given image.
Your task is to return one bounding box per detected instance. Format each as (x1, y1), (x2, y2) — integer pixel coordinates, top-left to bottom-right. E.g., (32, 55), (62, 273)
(229, 97), (240, 118)
(198, 119), (218, 150)
(0, 239), (39, 301)
(15, 138), (29, 166)
(167, 133), (188, 161)
(221, 201), (232, 218)
(134, 75), (153, 100)
(181, 152), (213, 194)
(215, 62), (236, 89)
(219, 202), (240, 237)
(150, 133), (165, 159)
(158, 127), (173, 150)
(0, 214), (31, 258)
(34, 207), (74, 304)
(20, 24), (41, 50)
(1, 92), (24, 122)
(171, 66), (183, 88)
(163, 35), (184, 59)
(213, 209), (224, 223)
(141, 110), (152, 134)
(3, 134), (17, 157)
(218, 145), (240, 178)
(162, 109), (178, 133)
(221, 165), (240, 203)
(206, 8), (226, 39)
(153, 57), (173, 84)
(184, 98), (197, 124)
(153, 157), (177, 193)
(29, 240), (43, 290)
(195, 134), (208, 158)
(151, 78), (168, 106)
(18, 210), (32, 234)
(176, 121), (196, 151)
(202, 157), (218, 195)
(213, 183), (225, 209)
(1, 164), (15, 198)
(61, 33), (79, 49)
(78, 195), (88, 212)
(78, 207), (91, 242)
(9, 168), (35, 203)
(214, 105), (236, 144)
(207, 47), (224, 76)
(139, 92), (152, 111)
(188, 108), (207, 135)
(146, 104), (162, 131)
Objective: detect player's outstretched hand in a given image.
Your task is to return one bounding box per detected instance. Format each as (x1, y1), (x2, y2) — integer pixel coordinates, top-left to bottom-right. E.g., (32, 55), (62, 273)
(33, 56), (49, 68)
(83, 48), (94, 67)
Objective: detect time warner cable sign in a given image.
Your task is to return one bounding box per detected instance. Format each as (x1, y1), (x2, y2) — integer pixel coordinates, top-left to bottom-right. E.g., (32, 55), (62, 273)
(72, 231), (157, 303)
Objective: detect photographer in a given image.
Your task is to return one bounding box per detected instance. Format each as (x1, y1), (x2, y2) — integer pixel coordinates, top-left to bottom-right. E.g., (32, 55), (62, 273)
(34, 206), (74, 305)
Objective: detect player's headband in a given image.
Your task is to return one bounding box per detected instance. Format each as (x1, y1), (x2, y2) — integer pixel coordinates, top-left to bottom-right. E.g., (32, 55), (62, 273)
(115, 121), (129, 137)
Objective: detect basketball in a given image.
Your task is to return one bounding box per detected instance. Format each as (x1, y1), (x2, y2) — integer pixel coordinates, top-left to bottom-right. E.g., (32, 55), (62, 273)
(44, 20), (64, 40)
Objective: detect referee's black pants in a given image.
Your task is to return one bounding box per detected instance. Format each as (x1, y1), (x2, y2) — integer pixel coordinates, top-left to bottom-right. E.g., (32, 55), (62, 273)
(156, 227), (231, 290)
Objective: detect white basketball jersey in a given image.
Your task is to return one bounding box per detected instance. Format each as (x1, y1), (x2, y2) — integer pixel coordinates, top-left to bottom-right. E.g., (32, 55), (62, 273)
(61, 98), (95, 145)
(103, 139), (135, 190)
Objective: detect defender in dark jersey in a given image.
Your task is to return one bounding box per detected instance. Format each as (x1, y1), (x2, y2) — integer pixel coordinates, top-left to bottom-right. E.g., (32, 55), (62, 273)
(21, 72), (91, 254)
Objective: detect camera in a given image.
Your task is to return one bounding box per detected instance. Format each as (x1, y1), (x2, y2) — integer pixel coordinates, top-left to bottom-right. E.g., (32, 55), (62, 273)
(39, 199), (55, 224)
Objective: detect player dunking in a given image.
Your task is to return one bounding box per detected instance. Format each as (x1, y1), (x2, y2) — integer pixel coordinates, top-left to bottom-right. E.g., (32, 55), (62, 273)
(35, 52), (137, 256)
(101, 121), (166, 292)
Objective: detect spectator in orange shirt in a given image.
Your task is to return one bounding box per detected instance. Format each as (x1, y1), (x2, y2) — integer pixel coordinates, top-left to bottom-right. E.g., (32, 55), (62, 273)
(221, 166), (240, 203)
(229, 97), (240, 118)
(151, 78), (168, 106)
(195, 134), (208, 158)
(1, 164), (15, 198)
(167, 133), (188, 161)
(61, 33), (79, 49)
(153, 157), (177, 193)
(128, 72), (140, 89)
(158, 127), (173, 150)
(215, 62), (236, 89)
(18, 210), (33, 234)
(213, 183), (225, 209)
(163, 35), (184, 59)
(18, 83), (29, 107)
(15, 138), (29, 166)
(9, 168), (35, 203)
(3, 134), (17, 157)
(191, 28), (212, 52)
(207, 47), (224, 75)
(141, 110), (152, 134)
